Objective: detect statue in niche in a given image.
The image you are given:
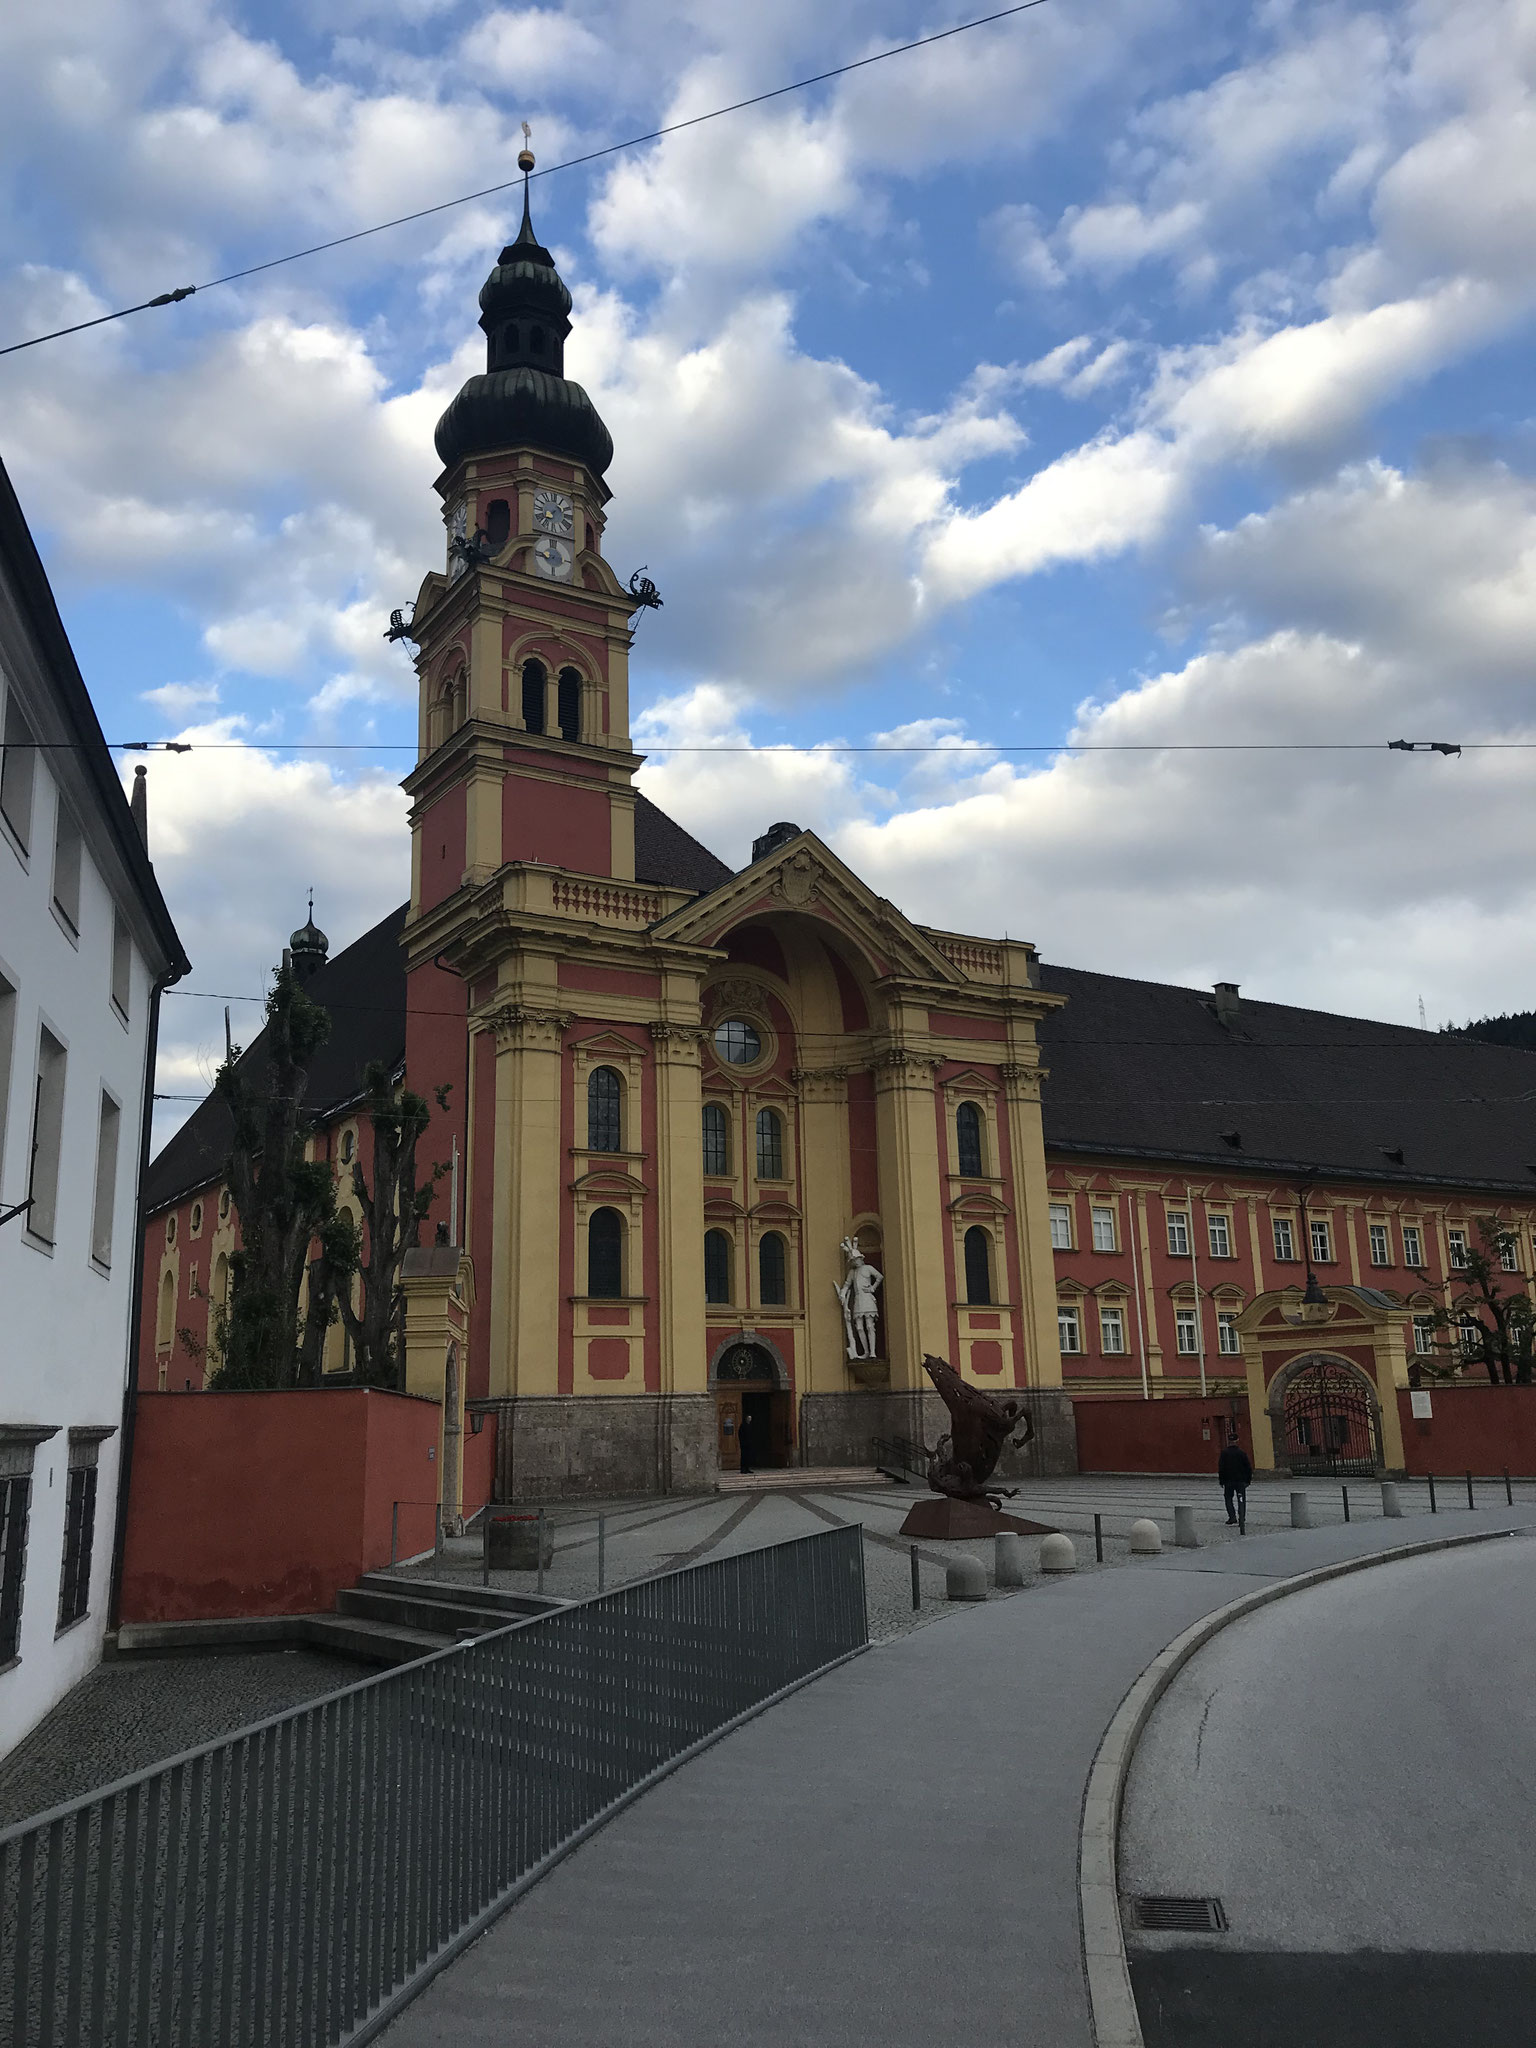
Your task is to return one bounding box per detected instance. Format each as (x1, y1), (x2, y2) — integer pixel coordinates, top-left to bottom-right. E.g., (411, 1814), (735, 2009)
(835, 1238), (883, 1360)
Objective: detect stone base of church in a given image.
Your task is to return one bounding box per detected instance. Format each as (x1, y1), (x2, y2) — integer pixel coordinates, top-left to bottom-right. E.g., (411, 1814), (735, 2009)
(796, 1387), (1078, 1479)
(490, 1394), (718, 1502)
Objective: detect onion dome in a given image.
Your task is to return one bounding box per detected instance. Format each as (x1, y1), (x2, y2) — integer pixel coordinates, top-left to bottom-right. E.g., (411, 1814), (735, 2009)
(289, 894), (329, 985)
(433, 177), (613, 479)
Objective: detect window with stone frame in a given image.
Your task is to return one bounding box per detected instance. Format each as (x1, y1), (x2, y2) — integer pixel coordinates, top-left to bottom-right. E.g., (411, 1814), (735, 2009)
(1091, 1204), (1116, 1253)
(587, 1066), (622, 1152)
(1368, 1221), (1391, 1266)
(1217, 1311), (1241, 1355)
(759, 1231), (788, 1306)
(520, 659), (546, 734)
(704, 1228), (733, 1304)
(1272, 1215), (1296, 1261)
(587, 1207), (624, 1298)
(1099, 1305), (1126, 1354)
(963, 1226), (992, 1306)
(557, 667), (583, 742)
(755, 1107), (784, 1179)
(956, 1102), (984, 1177)
(1049, 1201), (1072, 1250)
(1447, 1227), (1468, 1268)
(1056, 1304), (1081, 1354)
(1207, 1212), (1232, 1258)
(1413, 1315), (1436, 1355)
(1501, 1232), (1522, 1274)
(1402, 1223), (1424, 1267)
(0, 1436), (37, 1664)
(1166, 1209), (1191, 1257)
(1175, 1307), (1200, 1354)
(701, 1102), (729, 1177)
(1309, 1217), (1334, 1264)
(57, 1435), (103, 1631)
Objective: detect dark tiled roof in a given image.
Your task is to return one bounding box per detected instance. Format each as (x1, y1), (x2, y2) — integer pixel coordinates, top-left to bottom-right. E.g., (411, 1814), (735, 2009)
(143, 904), (409, 1212)
(634, 793), (734, 894)
(1038, 963), (1536, 1192)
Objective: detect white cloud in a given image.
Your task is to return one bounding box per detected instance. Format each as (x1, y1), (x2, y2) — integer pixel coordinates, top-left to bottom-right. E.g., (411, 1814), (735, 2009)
(1058, 199), (1205, 278)
(140, 681), (221, 712)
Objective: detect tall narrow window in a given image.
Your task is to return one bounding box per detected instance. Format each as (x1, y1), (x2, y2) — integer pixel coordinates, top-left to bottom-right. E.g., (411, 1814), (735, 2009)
(0, 967), (15, 1187)
(484, 498), (511, 551)
(521, 659), (546, 734)
(1217, 1312), (1241, 1355)
(1166, 1209), (1190, 1256)
(90, 1093), (121, 1269)
(701, 1103), (728, 1176)
(110, 909), (132, 1018)
(1207, 1213), (1232, 1258)
(1100, 1306), (1126, 1354)
(1272, 1215), (1296, 1261)
(1091, 1204), (1116, 1253)
(1049, 1201), (1072, 1250)
(755, 1107), (783, 1179)
(1368, 1222), (1391, 1266)
(587, 1208), (623, 1298)
(963, 1225), (992, 1305)
(0, 1440), (34, 1664)
(27, 1026), (66, 1245)
(1447, 1227), (1468, 1268)
(587, 1066), (622, 1152)
(1057, 1305), (1081, 1354)
(557, 667), (582, 742)
(1175, 1308), (1200, 1354)
(704, 1228), (732, 1304)
(52, 803), (82, 936)
(759, 1231), (787, 1305)
(57, 1436), (102, 1630)
(1310, 1217), (1333, 1264)
(956, 1101), (983, 1177)
(0, 690), (36, 851)
(1402, 1223), (1423, 1267)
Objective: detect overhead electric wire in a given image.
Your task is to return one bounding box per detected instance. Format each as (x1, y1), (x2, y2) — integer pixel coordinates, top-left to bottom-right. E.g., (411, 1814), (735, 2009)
(0, 0), (1052, 361)
(6, 736), (1500, 756)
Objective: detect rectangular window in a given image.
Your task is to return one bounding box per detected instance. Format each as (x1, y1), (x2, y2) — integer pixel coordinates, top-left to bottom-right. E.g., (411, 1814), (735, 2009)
(1459, 1319), (1482, 1357)
(110, 910), (132, 1019)
(1368, 1222), (1391, 1266)
(1099, 1305), (1126, 1354)
(1272, 1216), (1296, 1261)
(1309, 1218), (1333, 1263)
(51, 802), (82, 936)
(90, 1093), (121, 1268)
(1049, 1202), (1072, 1251)
(1217, 1311), (1241, 1355)
(57, 1437), (101, 1632)
(1402, 1224), (1424, 1267)
(1207, 1213), (1232, 1258)
(1500, 1234), (1520, 1274)
(1091, 1205), (1116, 1253)
(1413, 1315), (1436, 1355)
(0, 966), (15, 1188)
(1056, 1305), (1081, 1354)
(1175, 1308), (1200, 1354)
(1166, 1210), (1190, 1256)
(0, 690), (36, 852)
(0, 1439), (34, 1665)
(1448, 1228), (1468, 1269)
(27, 1026), (67, 1245)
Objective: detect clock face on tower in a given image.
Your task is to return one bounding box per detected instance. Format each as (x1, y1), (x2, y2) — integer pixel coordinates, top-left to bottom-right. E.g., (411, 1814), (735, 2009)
(532, 488), (574, 537)
(532, 534), (575, 581)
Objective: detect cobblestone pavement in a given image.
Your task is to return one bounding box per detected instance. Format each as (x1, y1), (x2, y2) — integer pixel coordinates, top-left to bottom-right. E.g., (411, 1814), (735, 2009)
(0, 1648), (356, 1828)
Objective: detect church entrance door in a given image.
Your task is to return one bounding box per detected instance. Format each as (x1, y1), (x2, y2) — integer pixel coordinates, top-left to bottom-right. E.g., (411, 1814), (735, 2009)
(714, 1342), (790, 1471)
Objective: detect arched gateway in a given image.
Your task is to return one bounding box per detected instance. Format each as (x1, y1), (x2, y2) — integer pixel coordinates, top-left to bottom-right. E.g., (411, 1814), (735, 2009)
(711, 1339), (792, 1475)
(1271, 1354), (1383, 1477)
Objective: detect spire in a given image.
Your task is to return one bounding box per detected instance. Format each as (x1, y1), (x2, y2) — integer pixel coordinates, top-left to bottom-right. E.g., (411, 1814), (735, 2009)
(289, 891), (329, 985)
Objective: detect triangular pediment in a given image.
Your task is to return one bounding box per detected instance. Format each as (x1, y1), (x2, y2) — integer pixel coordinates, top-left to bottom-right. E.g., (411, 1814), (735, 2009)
(651, 830), (964, 986)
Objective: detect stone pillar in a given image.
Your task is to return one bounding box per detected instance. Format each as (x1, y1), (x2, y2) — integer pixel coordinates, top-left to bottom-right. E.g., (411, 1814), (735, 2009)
(488, 1002), (570, 1401)
(873, 1046), (947, 1390)
(1000, 1057), (1060, 1390)
(400, 1247), (474, 1528)
(792, 1065), (853, 1395)
(648, 1019), (713, 1488)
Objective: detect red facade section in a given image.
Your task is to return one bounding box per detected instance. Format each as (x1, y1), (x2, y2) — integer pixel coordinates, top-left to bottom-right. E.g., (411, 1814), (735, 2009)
(417, 783), (466, 912)
(1074, 1394), (1256, 1473)
(502, 772), (610, 871)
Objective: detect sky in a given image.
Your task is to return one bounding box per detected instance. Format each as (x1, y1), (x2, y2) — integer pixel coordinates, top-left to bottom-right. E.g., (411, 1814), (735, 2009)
(2, 0), (1535, 1142)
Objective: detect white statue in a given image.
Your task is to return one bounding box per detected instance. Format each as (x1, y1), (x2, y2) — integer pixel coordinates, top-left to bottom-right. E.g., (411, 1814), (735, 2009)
(835, 1237), (883, 1360)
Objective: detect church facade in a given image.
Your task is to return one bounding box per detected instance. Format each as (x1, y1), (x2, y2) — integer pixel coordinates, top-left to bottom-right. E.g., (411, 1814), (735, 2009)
(138, 187), (1536, 1503)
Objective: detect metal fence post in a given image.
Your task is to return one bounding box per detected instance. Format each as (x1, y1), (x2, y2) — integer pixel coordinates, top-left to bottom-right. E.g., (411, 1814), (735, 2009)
(391, 1501), (398, 1566)
(1341, 1485), (1350, 1523)
(1506, 1469), (1514, 1507)
(482, 1513), (490, 1589)
(537, 1507), (546, 1596)
(1094, 1512), (1104, 1563)
(1467, 1470), (1475, 1509)
(434, 1500), (444, 1556)
(1428, 1472), (1437, 1512)
(597, 1514), (606, 1594)
(910, 1544), (920, 1610)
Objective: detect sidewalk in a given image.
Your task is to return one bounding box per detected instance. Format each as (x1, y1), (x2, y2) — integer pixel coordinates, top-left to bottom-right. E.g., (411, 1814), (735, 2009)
(380, 1504), (1534, 2048)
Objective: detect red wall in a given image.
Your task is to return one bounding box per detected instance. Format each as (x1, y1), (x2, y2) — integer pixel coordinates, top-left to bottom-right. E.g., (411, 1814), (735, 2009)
(1396, 1386), (1536, 1476)
(120, 1388), (445, 1622)
(1074, 1395), (1255, 1474)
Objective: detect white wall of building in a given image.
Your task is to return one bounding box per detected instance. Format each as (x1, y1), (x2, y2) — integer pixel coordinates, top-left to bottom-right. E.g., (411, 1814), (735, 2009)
(0, 624), (175, 1755)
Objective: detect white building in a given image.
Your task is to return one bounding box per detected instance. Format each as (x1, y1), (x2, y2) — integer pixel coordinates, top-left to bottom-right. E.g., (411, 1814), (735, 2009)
(0, 459), (188, 1758)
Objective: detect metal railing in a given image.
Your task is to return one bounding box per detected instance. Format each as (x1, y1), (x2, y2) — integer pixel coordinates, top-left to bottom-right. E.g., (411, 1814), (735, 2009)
(872, 1434), (929, 1484)
(1, 1526), (866, 2048)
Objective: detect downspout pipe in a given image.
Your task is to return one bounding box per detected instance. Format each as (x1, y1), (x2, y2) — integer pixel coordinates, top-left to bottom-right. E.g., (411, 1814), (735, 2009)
(108, 966), (176, 1631)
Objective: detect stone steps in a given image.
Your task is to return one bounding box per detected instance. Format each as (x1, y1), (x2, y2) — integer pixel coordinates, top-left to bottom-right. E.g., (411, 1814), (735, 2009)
(717, 1466), (893, 1492)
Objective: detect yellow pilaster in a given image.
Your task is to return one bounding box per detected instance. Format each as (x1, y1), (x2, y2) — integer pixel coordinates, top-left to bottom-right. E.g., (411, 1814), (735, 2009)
(1001, 1057), (1061, 1388)
(490, 997), (570, 1398)
(873, 1044), (948, 1386)
(794, 1066), (853, 1392)
(650, 1019), (708, 1395)
(1135, 1191), (1165, 1381)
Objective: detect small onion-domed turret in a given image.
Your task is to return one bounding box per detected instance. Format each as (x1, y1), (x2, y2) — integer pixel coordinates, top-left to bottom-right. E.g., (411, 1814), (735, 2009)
(289, 895), (329, 985)
(433, 171), (613, 480)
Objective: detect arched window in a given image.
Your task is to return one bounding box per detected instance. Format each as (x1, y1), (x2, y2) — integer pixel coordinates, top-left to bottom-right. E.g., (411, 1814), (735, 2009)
(755, 1107), (784, 1179)
(587, 1066), (622, 1152)
(531, 325), (545, 355)
(956, 1101), (984, 1177)
(704, 1229), (733, 1304)
(485, 498), (511, 551)
(964, 1226), (992, 1306)
(557, 667), (582, 742)
(702, 1103), (729, 1176)
(157, 1269), (176, 1348)
(759, 1231), (787, 1306)
(588, 1208), (624, 1298)
(521, 659), (546, 734)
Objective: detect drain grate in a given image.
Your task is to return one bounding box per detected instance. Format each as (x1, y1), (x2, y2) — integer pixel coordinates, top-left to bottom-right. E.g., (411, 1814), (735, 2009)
(1132, 1896), (1228, 1933)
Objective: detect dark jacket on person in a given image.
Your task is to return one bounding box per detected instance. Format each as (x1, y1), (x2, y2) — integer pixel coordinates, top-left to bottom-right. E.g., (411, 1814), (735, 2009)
(1217, 1444), (1253, 1489)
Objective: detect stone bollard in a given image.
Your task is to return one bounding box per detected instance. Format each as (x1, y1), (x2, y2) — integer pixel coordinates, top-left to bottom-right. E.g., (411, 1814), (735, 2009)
(1290, 1491), (1312, 1529)
(994, 1532), (1026, 1587)
(1380, 1480), (1403, 1518)
(946, 1554), (987, 1602)
(1174, 1505), (1200, 1549)
(1129, 1517), (1162, 1555)
(1040, 1533), (1077, 1574)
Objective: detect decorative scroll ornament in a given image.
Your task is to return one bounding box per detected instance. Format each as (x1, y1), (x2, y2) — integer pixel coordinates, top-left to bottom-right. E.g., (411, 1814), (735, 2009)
(703, 975), (769, 1018)
(488, 1004), (571, 1049)
(774, 850), (821, 909)
(835, 1237), (884, 1361)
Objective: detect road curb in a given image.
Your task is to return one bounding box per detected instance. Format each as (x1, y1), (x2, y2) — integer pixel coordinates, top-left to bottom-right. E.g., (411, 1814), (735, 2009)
(1077, 1525), (1521, 2048)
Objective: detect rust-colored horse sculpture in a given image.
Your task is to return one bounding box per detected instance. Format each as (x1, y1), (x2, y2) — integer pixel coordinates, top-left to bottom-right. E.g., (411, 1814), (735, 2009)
(920, 1352), (1034, 1510)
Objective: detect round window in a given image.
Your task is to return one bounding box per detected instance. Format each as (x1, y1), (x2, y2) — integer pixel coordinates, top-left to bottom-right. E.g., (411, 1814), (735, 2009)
(713, 1018), (762, 1065)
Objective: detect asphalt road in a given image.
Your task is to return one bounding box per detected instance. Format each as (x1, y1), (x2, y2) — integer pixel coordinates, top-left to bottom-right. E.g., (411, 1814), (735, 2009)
(1120, 1532), (1536, 2045)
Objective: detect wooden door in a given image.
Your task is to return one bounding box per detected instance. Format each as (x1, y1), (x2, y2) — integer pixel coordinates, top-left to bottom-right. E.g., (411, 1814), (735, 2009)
(716, 1391), (742, 1470)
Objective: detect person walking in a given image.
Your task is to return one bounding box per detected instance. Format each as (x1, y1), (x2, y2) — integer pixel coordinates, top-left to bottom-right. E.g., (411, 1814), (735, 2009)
(1218, 1436), (1252, 1533)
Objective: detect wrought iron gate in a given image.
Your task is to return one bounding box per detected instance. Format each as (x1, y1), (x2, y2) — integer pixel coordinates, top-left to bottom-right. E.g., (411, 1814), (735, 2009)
(1282, 1360), (1381, 1476)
